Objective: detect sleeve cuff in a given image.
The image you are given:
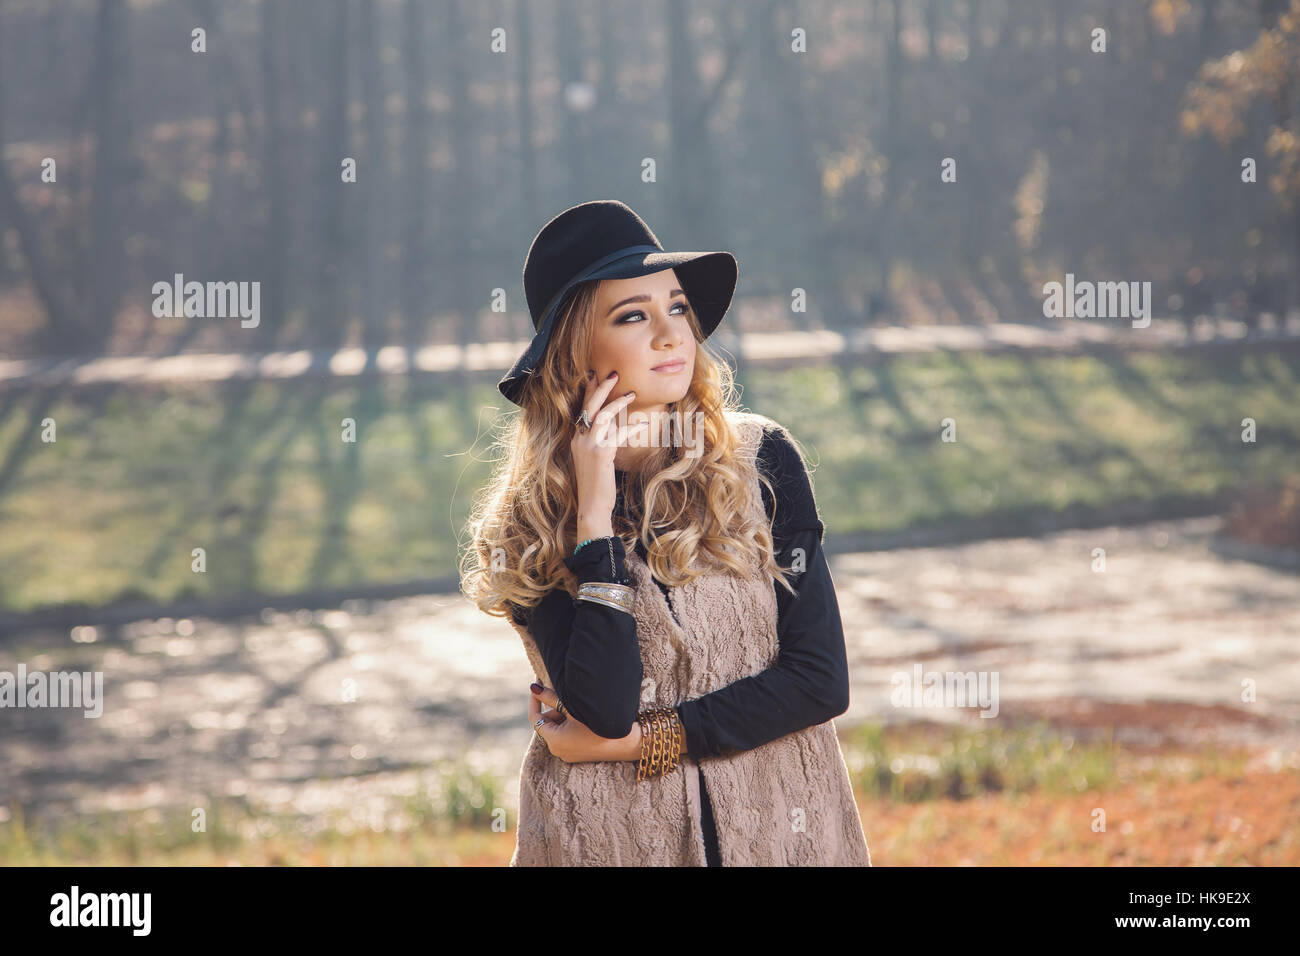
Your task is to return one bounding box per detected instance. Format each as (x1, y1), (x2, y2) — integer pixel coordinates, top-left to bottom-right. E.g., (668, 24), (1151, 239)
(675, 699), (714, 760)
(564, 536), (631, 585)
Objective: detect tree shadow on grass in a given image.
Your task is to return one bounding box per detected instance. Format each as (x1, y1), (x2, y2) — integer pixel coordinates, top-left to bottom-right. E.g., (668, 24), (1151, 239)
(1005, 350), (1164, 490)
(1091, 349), (1193, 420)
(303, 381), (370, 588)
(0, 387), (63, 499)
(137, 377), (316, 590)
(834, 354), (958, 522)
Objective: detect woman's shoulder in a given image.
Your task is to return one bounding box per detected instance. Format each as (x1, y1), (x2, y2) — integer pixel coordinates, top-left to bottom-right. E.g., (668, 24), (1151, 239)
(726, 412), (803, 477)
(724, 410), (797, 461)
(724, 408), (783, 440)
(726, 412), (823, 532)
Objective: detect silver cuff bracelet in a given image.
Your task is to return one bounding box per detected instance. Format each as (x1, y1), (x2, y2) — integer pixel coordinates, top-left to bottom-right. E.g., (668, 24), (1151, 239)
(576, 581), (635, 615)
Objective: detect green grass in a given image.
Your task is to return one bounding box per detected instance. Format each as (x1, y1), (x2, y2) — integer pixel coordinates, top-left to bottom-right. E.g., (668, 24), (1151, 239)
(0, 758), (505, 866)
(842, 720), (1117, 802)
(0, 349), (1297, 613)
(747, 350), (1300, 534)
(0, 720), (1256, 865)
(840, 719), (1251, 803)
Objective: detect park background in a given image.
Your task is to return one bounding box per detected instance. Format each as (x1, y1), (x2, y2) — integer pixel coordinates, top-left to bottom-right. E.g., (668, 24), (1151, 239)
(0, 0), (1297, 864)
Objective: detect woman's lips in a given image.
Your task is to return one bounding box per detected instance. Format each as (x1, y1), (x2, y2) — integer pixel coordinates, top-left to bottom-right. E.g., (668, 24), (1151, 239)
(652, 359), (686, 373)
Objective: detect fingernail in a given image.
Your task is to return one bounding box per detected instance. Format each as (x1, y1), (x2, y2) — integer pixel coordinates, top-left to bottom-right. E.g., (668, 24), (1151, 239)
(587, 370), (594, 380)
(606, 371), (617, 379)
(530, 682), (542, 694)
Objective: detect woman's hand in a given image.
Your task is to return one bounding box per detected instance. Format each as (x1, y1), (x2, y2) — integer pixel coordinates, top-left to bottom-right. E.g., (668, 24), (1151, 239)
(570, 369), (649, 540)
(529, 684), (641, 763)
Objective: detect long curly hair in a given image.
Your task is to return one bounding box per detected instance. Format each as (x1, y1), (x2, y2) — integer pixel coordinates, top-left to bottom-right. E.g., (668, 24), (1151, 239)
(459, 278), (800, 625)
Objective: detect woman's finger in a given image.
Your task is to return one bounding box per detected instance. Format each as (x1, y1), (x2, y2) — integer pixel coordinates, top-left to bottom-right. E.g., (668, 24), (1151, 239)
(528, 687), (543, 725)
(575, 373), (617, 439)
(581, 371), (620, 422)
(529, 686), (564, 721)
(594, 389), (636, 425)
(531, 684), (559, 707)
(613, 418), (651, 449)
(532, 684), (570, 723)
(593, 393), (637, 448)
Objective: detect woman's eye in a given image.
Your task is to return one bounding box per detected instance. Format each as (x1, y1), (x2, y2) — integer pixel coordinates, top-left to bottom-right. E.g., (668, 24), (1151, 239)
(619, 301), (689, 324)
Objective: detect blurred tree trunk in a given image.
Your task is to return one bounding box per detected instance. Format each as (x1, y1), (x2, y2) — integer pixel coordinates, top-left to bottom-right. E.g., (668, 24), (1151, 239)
(1198, 0), (1217, 58)
(164, 0), (227, 355)
(492, 14), (513, 258)
(401, 0), (430, 352)
(556, 0), (591, 201)
(0, 3), (81, 346)
(885, 0), (901, 197)
(879, 0), (901, 313)
(200, 0), (225, 277)
(515, 0), (540, 234)
(667, 0), (706, 233)
(591, 0), (624, 202)
(926, 0), (942, 60)
(665, 0), (738, 243)
(994, 0), (1011, 51)
(0, 3), (9, 287)
(1261, 0), (1300, 315)
(736, 0), (775, 294)
(0, 159), (80, 349)
(359, 0), (390, 353)
(260, 0), (289, 347)
(768, 0), (834, 324)
(959, 0), (985, 282)
(441, 0), (476, 366)
(88, 0), (129, 353)
(314, 0), (350, 347)
(1054, 0), (1066, 93)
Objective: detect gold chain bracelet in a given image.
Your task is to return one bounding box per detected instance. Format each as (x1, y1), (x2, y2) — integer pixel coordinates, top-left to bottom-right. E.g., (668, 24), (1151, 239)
(637, 707), (683, 782)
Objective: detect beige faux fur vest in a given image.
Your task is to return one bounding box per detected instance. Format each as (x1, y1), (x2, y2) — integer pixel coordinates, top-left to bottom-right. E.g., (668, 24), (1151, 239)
(507, 411), (870, 866)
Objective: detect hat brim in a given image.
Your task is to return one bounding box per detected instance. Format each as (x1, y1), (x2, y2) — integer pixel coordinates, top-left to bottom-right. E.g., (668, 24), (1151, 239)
(498, 249), (737, 406)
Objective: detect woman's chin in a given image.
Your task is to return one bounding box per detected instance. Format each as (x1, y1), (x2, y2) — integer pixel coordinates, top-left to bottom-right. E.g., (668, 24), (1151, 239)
(627, 386), (688, 417)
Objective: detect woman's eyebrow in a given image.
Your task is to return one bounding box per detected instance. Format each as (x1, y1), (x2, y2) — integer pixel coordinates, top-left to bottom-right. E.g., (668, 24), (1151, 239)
(605, 288), (686, 316)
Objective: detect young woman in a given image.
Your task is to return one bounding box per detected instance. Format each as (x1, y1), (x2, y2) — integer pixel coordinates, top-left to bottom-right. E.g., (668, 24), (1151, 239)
(460, 200), (869, 866)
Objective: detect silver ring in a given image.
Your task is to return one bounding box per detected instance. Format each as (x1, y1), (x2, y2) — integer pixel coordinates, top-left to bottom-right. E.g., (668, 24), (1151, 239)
(575, 409), (593, 434)
(534, 717), (546, 730)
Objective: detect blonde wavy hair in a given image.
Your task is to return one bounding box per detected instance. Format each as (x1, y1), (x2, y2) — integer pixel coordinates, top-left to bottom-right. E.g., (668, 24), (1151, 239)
(459, 278), (800, 625)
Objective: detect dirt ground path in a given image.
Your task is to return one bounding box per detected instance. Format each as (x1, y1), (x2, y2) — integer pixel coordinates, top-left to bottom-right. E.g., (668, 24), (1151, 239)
(1, 515), (1296, 829)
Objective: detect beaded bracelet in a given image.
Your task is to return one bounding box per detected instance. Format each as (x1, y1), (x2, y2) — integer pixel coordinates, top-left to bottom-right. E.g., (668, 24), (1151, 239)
(573, 536), (620, 580)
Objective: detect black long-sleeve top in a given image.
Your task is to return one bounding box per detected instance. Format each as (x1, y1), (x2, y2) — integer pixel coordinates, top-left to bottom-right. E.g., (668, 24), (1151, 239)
(508, 423), (851, 760)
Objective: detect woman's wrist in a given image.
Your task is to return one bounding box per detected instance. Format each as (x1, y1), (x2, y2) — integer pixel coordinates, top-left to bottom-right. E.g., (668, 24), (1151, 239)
(624, 718), (644, 761)
(576, 517), (614, 544)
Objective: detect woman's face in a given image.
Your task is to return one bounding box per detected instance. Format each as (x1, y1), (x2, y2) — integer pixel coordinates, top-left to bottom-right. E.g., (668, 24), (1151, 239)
(586, 268), (696, 418)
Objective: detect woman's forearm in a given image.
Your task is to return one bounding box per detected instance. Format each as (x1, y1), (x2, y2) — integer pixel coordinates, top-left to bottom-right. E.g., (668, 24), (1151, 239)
(526, 537), (644, 738)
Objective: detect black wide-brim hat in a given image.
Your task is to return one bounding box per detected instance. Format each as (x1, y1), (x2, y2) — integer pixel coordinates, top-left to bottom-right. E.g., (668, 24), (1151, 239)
(498, 199), (738, 406)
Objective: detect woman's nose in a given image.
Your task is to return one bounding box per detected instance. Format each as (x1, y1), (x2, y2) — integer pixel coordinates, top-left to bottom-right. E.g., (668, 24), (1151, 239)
(654, 315), (683, 346)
